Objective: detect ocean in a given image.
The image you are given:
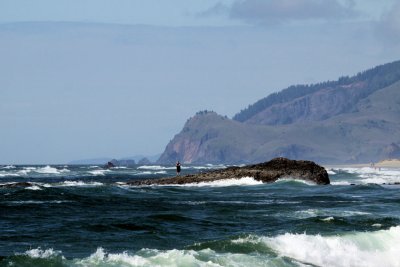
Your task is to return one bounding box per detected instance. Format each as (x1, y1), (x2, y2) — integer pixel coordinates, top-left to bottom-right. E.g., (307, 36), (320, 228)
(1, 164), (400, 267)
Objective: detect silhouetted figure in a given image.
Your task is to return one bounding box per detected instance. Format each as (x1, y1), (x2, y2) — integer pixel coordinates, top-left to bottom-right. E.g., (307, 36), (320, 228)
(176, 161), (181, 176)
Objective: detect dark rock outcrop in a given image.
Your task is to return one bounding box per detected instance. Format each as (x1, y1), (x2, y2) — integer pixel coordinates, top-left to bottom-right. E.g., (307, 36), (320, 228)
(105, 161), (116, 168)
(128, 158), (330, 186)
(0, 182), (34, 188)
(107, 159), (136, 168)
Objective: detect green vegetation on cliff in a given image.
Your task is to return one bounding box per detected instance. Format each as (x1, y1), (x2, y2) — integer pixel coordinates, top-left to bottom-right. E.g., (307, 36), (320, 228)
(233, 60), (400, 124)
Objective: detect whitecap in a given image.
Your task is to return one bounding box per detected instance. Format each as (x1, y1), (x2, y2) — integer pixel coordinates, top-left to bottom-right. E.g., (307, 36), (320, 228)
(0, 171), (19, 177)
(342, 210), (371, 216)
(137, 165), (174, 170)
(327, 169), (336, 175)
(36, 166), (60, 174)
(88, 169), (109, 176)
(162, 177), (263, 187)
(274, 178), (316, 185)
(74, 247), (278, 267)
(328, 167), (400, 185)
(2, 165), (16, 169)
(262, 226), (400, 267)
(22, 232), (400, 267)
(294, 209), (370, 219)
(23, 248), (63, 259)
(321, 216), (335, 222)
(25, 185), (42, 190)
(17, 168), (34, 175)
(294, 209), (322, 218)
(331, 181), (352, 185)
(59, 181), (103, 187)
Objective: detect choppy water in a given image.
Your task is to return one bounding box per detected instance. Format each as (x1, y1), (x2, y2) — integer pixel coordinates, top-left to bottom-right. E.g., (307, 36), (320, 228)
(1, 164), (400, 267)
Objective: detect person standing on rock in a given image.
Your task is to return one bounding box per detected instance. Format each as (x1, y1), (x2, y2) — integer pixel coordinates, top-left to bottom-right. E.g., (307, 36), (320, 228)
(176, 161), (181, 176)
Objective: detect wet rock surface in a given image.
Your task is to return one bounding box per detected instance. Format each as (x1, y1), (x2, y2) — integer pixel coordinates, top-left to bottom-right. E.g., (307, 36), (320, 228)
(127, 157), (330, 186)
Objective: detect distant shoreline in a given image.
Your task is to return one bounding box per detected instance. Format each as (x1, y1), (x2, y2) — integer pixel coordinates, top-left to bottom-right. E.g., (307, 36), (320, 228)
(325, 159), (400, 169)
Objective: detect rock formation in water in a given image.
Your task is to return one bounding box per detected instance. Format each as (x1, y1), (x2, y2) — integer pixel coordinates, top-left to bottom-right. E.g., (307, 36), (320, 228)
(128, 157), (330, 186)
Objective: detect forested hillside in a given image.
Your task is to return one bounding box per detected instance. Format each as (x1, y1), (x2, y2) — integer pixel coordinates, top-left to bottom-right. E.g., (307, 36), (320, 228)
(233, 60), (400, 124)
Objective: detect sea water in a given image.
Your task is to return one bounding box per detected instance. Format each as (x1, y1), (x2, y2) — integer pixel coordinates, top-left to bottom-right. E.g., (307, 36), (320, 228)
(1, 164), (400, 267)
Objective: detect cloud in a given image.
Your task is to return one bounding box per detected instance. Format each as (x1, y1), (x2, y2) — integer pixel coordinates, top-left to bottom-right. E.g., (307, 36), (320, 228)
(201, 0), (358, 25)
(376, 2), (400, 44)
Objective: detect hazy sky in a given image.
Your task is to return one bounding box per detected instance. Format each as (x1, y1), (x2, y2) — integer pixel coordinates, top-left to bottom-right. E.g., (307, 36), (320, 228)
(1, 0), (399, 164)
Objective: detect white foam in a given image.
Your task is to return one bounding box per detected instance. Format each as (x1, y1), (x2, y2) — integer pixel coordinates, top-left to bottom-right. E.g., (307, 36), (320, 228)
(25, 185), (42, 190)
(327, 169), (336, 175)
(330, 167), (400, 185)
(295, 209), (322, 218)
(294, 209), (370, 219)
(321, 216), (335, 222)
(3, 165), (16, 169)
(74, 247), (274, 267)
(21, 227), (400, 267)
(75, 248), (202, 267)
(331, 181), (352, 185)
(138, 165), (174, 170)
(88, 169), (110, 176)
(59, 181), (103, 187)
(36, 166), (60, 174)
(23, 248), (63, 259)
(0, 171), (19, 177)
(274, 178), (316, 185)
(17, 168), (34, 175)
(0, 182), (14, 186)
(262, 226), (400, 267)
(165, 177), (263, 187)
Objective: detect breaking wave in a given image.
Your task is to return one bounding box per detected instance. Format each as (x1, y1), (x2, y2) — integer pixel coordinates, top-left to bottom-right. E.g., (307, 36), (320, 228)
(5, 226), (400, 267)
(161, 177), (263, 187)
(137, 165), (175, 170)
(329, 167), (400, 185)
(262, 225), (400, 267)
(274, 178), (316, 185)
(88, 169), (110, 176)
(36, 166), (63, 174)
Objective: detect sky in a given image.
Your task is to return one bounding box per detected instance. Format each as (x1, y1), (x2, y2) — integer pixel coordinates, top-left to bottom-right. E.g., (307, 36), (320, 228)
(1, 0), (399, 164)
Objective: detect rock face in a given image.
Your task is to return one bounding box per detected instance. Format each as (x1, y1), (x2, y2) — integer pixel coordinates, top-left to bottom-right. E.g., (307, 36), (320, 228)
(157, 61), (400, 165)
(128, 158), (330, 186)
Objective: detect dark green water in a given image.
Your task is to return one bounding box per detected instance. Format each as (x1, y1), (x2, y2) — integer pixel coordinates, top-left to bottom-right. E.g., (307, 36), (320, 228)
(1, 165), (400, 266)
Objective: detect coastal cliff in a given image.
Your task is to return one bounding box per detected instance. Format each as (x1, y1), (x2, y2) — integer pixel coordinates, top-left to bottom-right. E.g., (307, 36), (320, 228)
(157, 60), (400, 164)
